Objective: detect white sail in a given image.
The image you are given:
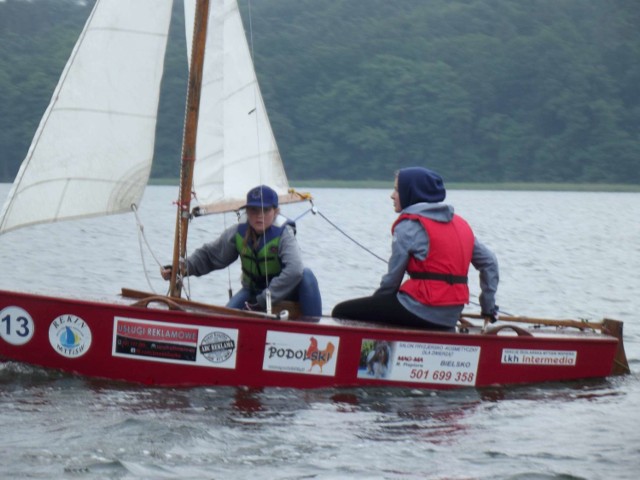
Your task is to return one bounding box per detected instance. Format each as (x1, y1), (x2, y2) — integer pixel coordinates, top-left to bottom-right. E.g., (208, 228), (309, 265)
(0, 0), (173, 234)
(184, 0), (293, 214)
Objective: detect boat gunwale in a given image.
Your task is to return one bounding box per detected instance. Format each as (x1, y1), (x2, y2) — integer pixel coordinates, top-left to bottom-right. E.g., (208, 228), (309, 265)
(0, 288), (621, 346)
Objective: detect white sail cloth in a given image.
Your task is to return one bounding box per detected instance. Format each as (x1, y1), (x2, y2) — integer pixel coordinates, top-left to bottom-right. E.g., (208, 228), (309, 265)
(184, 0), (291, 213)
(0, 0), (299, 234)
(0, 0), (173, 234)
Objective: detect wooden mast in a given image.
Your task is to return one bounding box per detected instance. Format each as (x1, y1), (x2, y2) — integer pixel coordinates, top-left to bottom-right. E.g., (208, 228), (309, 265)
(169, 0), (210, 298)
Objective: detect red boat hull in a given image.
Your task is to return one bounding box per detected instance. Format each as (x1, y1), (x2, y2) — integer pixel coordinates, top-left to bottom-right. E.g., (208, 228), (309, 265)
(0, 289), (623, 389)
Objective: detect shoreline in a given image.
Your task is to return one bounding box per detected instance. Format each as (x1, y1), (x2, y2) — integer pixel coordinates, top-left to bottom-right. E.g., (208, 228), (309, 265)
(147, 178), (640, 192)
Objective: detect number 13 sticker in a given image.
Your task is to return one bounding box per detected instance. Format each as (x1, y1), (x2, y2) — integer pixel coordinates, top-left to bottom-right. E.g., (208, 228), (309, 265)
(1, 306), (35, 346)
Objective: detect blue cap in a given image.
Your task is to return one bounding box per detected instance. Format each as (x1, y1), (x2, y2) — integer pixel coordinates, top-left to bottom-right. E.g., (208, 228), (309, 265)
(244, 185), (279, 209)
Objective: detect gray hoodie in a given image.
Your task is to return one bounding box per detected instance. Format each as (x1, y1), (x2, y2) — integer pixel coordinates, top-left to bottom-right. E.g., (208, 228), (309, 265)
(375, 202), (499, 328)
(185, 218), (304, 308)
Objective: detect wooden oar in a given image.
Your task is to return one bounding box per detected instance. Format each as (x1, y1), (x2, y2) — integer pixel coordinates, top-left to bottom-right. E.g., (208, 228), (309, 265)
(120, 288), (289, 320)
(461, 312), (604, 331)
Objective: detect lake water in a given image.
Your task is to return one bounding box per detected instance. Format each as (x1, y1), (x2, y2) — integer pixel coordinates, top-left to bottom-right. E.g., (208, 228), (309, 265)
(1, 185), (639, 479)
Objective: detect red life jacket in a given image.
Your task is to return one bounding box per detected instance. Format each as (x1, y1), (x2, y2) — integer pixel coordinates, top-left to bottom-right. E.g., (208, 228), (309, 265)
(392, 213), (474, 306)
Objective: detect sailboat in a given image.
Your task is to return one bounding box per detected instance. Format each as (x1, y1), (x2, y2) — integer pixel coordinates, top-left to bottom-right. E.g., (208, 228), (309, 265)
(0, 0), (630, 389)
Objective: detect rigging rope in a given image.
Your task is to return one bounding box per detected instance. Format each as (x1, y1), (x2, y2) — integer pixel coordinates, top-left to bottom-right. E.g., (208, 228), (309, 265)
(246, 0), (273, 314)
(311, 208), (389, 264)
(223, 213), (234, 300)
(131, 203), (194, 300)
(132, 203), (161, 294)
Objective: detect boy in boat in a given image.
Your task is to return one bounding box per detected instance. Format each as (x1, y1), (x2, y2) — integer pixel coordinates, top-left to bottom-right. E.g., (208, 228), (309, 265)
(332, 167), (499, 331)
(161, 185), (322, 317)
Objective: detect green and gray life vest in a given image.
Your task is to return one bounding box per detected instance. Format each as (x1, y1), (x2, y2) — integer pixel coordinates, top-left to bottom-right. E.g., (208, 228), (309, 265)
(234, 216), (295, 291)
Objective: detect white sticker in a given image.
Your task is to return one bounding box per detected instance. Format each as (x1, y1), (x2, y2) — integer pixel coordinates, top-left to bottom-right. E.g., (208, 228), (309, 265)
(502, 348), (577, 366)
(358, 339), (480, 386)
(263, 331), (339, 376)
(0, 306), (35, 346)
(49, 314), (92, 358)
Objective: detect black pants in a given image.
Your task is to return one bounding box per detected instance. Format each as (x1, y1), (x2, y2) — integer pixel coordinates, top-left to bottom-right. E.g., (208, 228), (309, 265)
(331, 293), (453, 331)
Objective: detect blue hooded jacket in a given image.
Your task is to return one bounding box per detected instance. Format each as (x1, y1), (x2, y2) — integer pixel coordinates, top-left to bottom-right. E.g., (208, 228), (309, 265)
(376, 166), (499, 328)
(397, 167), (446, 208)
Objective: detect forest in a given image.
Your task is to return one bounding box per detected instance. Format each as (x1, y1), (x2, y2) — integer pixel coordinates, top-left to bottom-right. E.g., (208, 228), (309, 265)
(0, 0), (638, 184)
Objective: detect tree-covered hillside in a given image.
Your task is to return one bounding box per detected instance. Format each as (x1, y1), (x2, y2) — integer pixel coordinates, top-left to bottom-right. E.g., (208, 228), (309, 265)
(1, 0), (638, 184)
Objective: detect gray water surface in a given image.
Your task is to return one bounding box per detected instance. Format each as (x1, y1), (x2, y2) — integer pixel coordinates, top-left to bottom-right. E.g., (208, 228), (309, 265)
(1, 186), (639, 479)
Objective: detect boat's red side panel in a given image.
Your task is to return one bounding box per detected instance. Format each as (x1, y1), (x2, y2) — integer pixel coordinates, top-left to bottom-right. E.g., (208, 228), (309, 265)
(0, 289), (619, 389)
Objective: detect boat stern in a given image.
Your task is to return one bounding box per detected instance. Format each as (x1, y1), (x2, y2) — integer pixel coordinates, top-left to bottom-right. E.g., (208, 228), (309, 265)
(602, 318), (631, 375)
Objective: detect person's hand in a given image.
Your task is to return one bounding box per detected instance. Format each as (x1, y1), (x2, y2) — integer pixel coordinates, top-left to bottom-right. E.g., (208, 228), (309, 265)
(482, 305), (499, 323)
(160, 265), (172, 281)
(244, 301), (262, 312)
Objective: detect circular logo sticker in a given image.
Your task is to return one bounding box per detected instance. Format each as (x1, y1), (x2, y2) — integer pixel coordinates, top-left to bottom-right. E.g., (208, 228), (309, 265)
(49, 314), (92, 358)
(199, 331), (235, 363)
(0, 306), (35, 346)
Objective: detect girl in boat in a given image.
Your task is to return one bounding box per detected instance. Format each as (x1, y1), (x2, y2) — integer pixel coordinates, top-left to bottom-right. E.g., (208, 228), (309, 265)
(162, 185), (322, 317)
(332, 167), (499, 331)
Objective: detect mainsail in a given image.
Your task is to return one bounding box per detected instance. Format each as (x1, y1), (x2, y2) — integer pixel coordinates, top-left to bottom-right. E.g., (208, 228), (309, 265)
(0, 0), (300, 234)
(0, 0), (173, 234)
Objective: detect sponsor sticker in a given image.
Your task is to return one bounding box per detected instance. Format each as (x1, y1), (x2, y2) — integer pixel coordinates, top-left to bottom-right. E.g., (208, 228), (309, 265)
(112, 317), (238, 368)
(263, 331), (339, 376)
(199, 331), (235, 364)
(0, 306), (35, 346)
(49, 314), (92, 358)
(358, 339), (480, 386)
(502, 348), (577, 366)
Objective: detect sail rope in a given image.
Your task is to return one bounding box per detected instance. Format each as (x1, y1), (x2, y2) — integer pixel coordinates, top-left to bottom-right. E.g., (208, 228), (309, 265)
(223, 213), (234, 300)
(246, 0), (274, 314)
(131, 203), (161, 294)
(299, 205), (389, 264)
(131, 203), (196, 300)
